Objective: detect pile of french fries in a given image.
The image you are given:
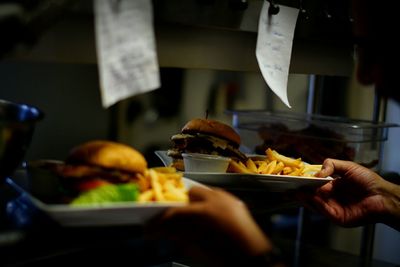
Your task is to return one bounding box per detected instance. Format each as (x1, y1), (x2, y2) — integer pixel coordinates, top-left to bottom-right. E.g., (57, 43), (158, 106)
(228, 148), (322, 177)
(136, 167), (189, 203)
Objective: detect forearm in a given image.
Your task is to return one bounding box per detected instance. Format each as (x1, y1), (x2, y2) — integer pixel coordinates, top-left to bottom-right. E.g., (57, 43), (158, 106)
(236, 246), (287, 267)
(380, 181), (400, 231)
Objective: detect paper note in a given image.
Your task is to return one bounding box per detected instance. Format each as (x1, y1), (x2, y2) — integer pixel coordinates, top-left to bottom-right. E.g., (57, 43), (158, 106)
(94, 0), (160, 108)
(256, 2), (299, 108)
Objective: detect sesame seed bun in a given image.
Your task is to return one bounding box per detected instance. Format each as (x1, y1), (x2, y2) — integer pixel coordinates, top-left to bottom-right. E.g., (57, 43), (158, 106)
(181, 118), (241, 146)
(66, 140), (147, 174)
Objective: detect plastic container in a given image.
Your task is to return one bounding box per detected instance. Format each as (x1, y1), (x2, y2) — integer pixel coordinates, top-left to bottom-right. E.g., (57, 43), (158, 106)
(182, 153), (231, 173)
(228, 110), (399, 169)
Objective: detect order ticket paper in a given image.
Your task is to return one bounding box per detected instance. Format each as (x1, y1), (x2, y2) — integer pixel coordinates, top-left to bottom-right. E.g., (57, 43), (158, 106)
(256, 2), (299, 108)
(94, 0), (160, 108)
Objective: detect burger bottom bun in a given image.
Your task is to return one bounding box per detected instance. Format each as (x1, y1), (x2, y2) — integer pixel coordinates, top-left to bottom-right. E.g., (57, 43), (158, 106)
(66, 140), (147, 174)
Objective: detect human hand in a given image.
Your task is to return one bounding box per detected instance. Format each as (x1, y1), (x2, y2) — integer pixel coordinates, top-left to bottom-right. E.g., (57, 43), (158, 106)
(146, 186), (275, 266)
(298, 158), (400, 229)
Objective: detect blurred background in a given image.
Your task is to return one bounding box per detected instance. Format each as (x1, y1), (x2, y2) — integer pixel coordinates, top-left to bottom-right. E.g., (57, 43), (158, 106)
(1, 0), (399, 266)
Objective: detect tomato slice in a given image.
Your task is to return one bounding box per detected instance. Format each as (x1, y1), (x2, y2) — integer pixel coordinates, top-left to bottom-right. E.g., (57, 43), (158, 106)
(77, 179), (110, 192)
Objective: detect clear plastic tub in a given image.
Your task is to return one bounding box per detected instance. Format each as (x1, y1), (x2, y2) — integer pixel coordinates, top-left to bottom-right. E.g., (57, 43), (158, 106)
(228, 110), (399, 169)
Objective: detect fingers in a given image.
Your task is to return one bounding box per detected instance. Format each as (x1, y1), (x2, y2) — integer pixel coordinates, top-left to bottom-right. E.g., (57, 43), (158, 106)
(150, 187), (226, 228)
(145, 203), (205, 239)
(295, 191), (318, 212)
(315, 158), (360, 178)
(188, 186), (215, 202)
(189, 186), (243, 205)
(308, 195), (342, 223)
(297, 188), (342, 221)
(161, 202), (205, 221)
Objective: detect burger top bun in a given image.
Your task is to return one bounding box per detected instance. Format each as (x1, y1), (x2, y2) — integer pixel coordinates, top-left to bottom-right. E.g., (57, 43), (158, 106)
(182, 118), (241, 146)
(66, 140), (147, 174)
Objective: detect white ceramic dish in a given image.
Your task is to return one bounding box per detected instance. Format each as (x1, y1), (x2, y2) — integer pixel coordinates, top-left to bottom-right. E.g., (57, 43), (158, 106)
(155, 150), (173, 167)
(182, 172), (333, 192)
(155, 150), (332, 192)
(6, 177), (204, 227)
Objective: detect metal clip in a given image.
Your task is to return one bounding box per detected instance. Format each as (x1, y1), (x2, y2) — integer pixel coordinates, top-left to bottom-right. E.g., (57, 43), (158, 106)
(267, 0), (280, 15)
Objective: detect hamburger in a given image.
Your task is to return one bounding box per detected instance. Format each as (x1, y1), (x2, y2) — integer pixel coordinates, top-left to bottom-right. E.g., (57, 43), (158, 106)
(167, 118), (248, 171)
(54, 140), (148, 203)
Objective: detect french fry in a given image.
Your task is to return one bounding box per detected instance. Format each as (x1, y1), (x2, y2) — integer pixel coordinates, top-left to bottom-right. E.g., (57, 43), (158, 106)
(254, 160), (268, 168)
(303, 164), (322, 172)
(138, 190), (154, 202)
(282, 166), (293, 175)
(149, 169), (165, 201)
(261, 160), (277, 175)
(238, 161), (247, 169)
(163, 180), (176, 190)
(274, 161), (285, 174)
(136, 173), (151, 192)
(245, 158), (258, 173)
(302, 164), (322, 177)
(175, 180), (186, 189)
(228, 160), (253, 174)
(257, 161), (269, 174)
(227, 148), (322, 178)
(135, 165), (189, 203)
(164, 191), (188, 202)
(152, 166), (177, 174)
(288, 168), (302, 176)
(164, 182), (188, 202)
(266, 148), (276, 162)
(269, 149), (302, 168)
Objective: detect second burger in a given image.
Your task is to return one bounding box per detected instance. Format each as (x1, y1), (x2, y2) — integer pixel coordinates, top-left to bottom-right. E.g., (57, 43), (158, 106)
(167, 118), (248, 171)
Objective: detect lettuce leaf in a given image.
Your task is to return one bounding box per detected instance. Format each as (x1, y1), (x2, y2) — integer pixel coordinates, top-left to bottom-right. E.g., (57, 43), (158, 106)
(70, 183), (139, 206)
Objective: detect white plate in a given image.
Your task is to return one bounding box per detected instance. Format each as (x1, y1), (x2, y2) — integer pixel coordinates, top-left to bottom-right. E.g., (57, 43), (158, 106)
(6, 177), (204, 227)
(182, 172), (333, 192)
(155, 150), (333, 192)
(155, 150), (173, 166)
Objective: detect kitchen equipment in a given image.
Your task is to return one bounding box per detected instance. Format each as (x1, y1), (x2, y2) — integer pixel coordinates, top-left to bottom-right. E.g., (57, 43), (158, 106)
(0, 99), (44, 182)
(229, 110), (399, 169)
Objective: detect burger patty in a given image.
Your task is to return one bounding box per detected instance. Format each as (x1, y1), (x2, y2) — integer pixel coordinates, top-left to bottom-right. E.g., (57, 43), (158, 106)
(167, 133), (248, 162)
(55, 164), (138, 184)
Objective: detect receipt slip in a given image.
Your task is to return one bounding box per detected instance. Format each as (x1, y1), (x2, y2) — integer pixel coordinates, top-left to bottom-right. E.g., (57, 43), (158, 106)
(256, 2), (299, 108)
(94, 0), (160, 108)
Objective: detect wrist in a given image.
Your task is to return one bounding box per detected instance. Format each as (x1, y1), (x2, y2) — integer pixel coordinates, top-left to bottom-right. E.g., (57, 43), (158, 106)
(379, 181), (400, 231)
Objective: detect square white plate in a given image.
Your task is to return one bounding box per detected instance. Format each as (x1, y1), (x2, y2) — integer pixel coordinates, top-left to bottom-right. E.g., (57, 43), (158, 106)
(155, 150), (333, 192)
(6, 177), (204, 227)
(182, 172), (333, 192)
